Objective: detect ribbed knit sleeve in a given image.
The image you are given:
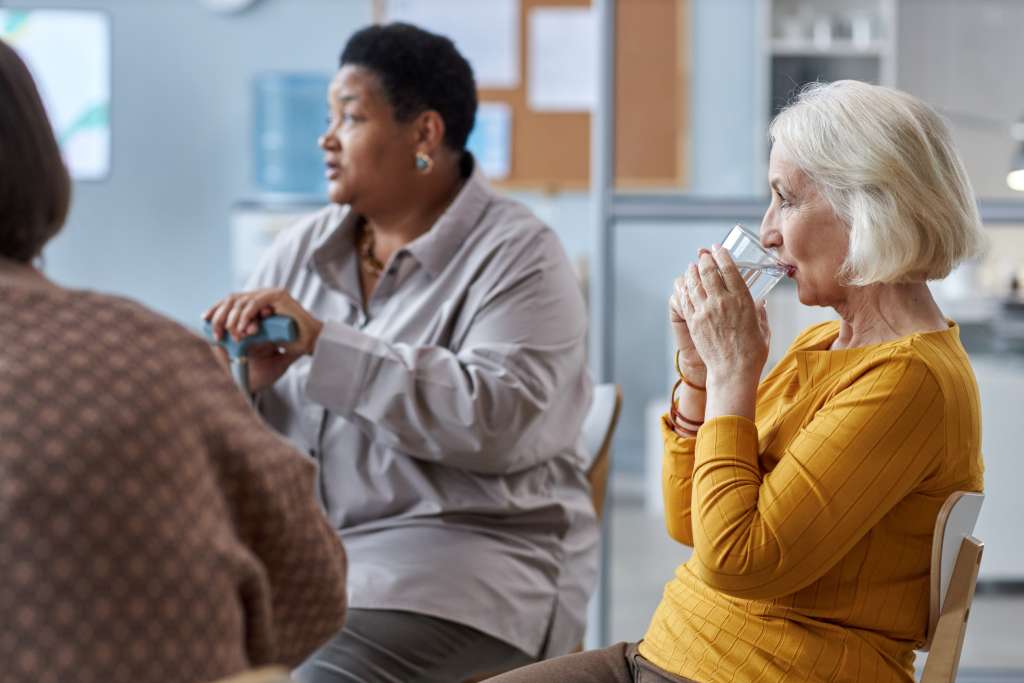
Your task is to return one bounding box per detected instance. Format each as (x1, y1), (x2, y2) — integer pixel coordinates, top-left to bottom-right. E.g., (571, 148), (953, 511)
(690, 356), (945, 600)
(660, 414), (697, 546)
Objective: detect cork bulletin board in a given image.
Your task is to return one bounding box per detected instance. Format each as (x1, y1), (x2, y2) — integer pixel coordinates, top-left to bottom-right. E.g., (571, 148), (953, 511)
(374, 0), (689, 191)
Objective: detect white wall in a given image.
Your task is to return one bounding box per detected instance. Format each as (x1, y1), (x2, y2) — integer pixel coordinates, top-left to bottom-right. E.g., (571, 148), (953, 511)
(690, 0), (762, 196)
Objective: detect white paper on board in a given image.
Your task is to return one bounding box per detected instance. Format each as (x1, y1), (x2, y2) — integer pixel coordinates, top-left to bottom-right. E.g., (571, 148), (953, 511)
(527, 6), (597, 112)
(386, 0), (520, 89)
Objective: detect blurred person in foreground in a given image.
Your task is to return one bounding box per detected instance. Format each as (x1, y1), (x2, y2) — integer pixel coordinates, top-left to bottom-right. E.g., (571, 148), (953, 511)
(0, 38), (347, 683)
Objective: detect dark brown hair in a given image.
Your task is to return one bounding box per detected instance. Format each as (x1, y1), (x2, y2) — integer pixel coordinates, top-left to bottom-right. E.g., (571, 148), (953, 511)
(0, 39), (71, 262)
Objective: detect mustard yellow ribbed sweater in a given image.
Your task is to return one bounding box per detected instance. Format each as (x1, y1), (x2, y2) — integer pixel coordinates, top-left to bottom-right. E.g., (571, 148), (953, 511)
(639, 320), (984, 682)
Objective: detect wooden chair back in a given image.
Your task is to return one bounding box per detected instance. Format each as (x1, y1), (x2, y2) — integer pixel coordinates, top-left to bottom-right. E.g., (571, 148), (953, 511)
(919, 491), (985, 683)
(581, 383), (623, 519)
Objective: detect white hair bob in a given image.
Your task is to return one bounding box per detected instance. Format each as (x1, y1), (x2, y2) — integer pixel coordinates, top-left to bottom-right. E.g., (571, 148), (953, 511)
(769, 80), (986, 286)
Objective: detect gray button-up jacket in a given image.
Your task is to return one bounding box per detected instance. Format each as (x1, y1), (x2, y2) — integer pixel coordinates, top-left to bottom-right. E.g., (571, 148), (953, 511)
(247, 165), (598, 657)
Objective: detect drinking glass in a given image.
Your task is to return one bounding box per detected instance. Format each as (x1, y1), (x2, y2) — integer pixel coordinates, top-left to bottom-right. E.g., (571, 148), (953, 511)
(721, 224), (789, 300)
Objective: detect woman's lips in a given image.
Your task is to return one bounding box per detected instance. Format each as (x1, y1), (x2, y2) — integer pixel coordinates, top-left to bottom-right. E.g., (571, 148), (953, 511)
(324, 162), (340, 180)
(773, 259), (796, 277)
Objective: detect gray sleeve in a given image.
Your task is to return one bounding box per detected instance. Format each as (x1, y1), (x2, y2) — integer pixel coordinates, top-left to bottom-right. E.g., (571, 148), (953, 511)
(305, 230), (591, 475)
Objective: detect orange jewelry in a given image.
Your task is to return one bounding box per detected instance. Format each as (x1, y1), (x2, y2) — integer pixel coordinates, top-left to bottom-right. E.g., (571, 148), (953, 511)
(670, 350), (706, 437)
(674, 350), (706, 391)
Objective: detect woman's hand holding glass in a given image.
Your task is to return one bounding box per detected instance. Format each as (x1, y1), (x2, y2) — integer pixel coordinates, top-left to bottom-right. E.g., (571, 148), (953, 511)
(677, 246), (771, 394)
(202, 288), (324, 393)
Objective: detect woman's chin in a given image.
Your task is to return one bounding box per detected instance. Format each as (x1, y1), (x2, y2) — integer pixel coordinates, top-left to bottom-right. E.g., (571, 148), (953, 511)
(796, 289), (833, 309)
(327, 182), (348, 205)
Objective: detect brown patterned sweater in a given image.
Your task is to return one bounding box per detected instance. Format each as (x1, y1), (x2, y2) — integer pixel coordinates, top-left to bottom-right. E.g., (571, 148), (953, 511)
(0, 286), (348, 683)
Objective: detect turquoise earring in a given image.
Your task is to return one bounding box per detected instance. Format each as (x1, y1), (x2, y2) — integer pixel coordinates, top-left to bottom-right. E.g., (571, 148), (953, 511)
(415, 152), (434, 174)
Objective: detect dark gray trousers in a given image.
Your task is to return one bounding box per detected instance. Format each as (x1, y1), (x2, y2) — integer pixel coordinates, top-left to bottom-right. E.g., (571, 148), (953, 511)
(292, 608), (534, 683)
(483, 642), (700, 683)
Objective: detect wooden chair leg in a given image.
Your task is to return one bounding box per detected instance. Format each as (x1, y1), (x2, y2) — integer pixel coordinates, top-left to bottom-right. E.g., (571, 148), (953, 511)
(920, 537), (984, 683)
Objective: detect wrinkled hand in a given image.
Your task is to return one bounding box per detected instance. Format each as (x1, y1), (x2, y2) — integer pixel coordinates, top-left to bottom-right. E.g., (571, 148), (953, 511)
(202, 288), (324, 393)
(669, 281), (707, 387)
(677, 246), (770, 388)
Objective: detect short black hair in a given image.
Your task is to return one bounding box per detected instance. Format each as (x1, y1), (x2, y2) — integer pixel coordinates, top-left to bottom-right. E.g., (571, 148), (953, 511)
(0, 39), (70, 262)
(341, 23), (477, 152)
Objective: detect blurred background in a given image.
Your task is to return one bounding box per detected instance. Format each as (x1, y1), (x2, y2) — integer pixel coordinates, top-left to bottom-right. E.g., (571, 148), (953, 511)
(3, 0), (1023, 677)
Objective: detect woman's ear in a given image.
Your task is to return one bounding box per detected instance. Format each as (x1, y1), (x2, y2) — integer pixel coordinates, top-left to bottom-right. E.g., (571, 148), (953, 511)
(413, 110), (447, 154)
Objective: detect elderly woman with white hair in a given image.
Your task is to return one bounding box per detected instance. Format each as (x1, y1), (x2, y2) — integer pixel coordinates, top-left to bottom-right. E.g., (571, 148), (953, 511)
(487, 80), (986, 683)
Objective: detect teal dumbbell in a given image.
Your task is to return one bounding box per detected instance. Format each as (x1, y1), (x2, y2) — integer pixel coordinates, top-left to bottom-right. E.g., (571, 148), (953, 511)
(203, 315), (298, 395)
(204, 314), (298, 358)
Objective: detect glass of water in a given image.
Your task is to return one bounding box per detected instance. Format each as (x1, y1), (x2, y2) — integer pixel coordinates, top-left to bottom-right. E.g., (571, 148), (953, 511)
(721, 224), (789, 300)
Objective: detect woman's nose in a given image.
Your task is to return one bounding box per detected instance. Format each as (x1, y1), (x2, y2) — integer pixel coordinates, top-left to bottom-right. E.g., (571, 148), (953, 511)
(760, 211), (782, 249)
(319, 129), (339, 151)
